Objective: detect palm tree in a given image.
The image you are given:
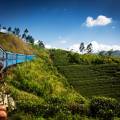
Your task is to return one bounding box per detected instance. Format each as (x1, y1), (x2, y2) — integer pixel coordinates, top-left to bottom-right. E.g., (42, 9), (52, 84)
(24, 28), (28, 35)
(3, 26), (6, 30)
(79, 42), (85, 54)
(86, 43), (93, 53)
(0, 24), (1, 32)
(26, 35), (34, 44)
(8, 27), (12, 33)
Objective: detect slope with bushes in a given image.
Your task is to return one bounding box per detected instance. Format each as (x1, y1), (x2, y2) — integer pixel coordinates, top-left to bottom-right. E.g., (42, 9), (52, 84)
(49, 49), (120, 101)
(0, 32), (33, 54)
(5, 47), (120, 120)
(0, 33), (120, 119)
(5, 46), (89, 119)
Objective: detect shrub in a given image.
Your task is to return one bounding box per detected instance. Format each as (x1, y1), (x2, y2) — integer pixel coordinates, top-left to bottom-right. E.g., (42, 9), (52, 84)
(89, 96), (119, 120)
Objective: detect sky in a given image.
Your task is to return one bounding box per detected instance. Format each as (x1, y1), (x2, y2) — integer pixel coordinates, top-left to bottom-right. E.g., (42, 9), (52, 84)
(0, 0), (120, 52)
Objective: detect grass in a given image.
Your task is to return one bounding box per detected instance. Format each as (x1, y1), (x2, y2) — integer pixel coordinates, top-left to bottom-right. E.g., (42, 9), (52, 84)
(0, 33), (120, 119)
(57, 64), (120, 101)
(5, 52), (87, 119)
(0, 32), (33, 54)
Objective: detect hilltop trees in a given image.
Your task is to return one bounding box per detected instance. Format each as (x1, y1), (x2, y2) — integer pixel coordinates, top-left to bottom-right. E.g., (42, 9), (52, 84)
(0, 25), (35, 44)
(86, 43), (93, 53)
(79, 42), (93, 54)
(26, 35), (34, 44)
(79, 42), (85, 53)
(13, 28), (20, 36)
(38, 40), (45, 48)
(0, 24), (1, 32)
(24, 28), (29, 35)
(7, 27), (12, 33)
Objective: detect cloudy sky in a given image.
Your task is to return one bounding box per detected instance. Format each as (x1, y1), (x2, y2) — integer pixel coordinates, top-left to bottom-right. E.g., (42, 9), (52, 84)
(0, 0), (120, 52)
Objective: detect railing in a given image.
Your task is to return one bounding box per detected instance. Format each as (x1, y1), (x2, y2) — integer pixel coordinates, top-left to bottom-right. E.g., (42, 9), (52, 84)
(0, 47), (35, 71)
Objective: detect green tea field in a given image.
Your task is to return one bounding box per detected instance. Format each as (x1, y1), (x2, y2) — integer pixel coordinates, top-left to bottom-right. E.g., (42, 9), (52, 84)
(58, 64), (120, 101)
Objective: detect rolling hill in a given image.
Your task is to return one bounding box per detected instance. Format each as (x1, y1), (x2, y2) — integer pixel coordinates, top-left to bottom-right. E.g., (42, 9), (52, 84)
(0, 33), (120, 120)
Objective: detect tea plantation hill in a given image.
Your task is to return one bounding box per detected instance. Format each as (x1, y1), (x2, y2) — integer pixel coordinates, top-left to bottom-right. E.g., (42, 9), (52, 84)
(49, 49), (120, 101)
(0, 33), (120, 119)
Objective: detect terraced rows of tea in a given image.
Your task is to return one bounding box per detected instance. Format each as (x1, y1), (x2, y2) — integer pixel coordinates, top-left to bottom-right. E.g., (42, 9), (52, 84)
(57, 64), (120, 101)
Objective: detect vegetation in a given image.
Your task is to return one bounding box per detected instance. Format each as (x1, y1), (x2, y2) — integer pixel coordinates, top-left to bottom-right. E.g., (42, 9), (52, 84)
(57, 64), (120, 101)
(6, 48), (88, 119)
(0, 32), (33, 54)
(0, 32), (120, 119)
(79, 42), (93, 54)
(49, 49), (120, 66)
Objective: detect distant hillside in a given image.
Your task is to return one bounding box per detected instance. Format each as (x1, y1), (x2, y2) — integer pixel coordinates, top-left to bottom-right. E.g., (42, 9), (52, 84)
(111, 50), (120, 56)
(98, 50), (120, 56)
(0, 32), (33, 54)
(58, 64), (120, 101)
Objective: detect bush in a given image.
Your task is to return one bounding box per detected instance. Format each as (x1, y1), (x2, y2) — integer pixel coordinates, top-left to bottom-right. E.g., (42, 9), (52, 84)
(89, 96), (119, 120)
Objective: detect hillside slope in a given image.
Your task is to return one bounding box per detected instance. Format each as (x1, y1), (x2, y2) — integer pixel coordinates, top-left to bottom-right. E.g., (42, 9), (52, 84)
(49, 49), (120, 101)
(58, 64), (120, 101)
(5, 47), (88, 120)
(0, 32), (33, 54)
(0, 34), (120, 119)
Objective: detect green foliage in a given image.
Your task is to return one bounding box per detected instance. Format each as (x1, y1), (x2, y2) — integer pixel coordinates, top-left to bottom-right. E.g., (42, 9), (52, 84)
(6, 47), (88, 119)
(38, 40), (45, 48)
(9, 112), (45, 120)
(4, 46), (120, 119)
(49, 49), (70, 65)
(49, 49), (120, 66)
(89, 96), (120, 120)
(58, 64), (120, 101)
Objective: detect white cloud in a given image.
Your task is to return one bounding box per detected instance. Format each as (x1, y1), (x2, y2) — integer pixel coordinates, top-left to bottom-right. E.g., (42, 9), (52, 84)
(86, 15), (112, 27)
(91, 41), (120, 52)
(69, 44), (80, 52)
(34, 40), (39, 45)
(69, 41), (120, 53)
(45, 44), (52, 49)
(0, 29), (7, 33)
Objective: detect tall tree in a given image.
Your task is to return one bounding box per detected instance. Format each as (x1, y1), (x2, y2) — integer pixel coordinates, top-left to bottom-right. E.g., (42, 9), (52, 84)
(0, 24), (1, 32)
(79, 42), (85, 53)
(86, 43), (93, 53)
(24, 28), (29, 35)
(8, 27), (12, 33)
(16, 28), (20, 36)
(3, 26), (6, 30)
(26, 35), (34, 44)
(38, 40), (45, 48)
(13, 28), (20, 36)
(22, 33), (26, 40)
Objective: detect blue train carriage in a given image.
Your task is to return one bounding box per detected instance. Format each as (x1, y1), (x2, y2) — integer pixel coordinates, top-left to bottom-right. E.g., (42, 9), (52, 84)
(5, 52), (35, 67)
(0, 46), (6, 70)
(0, 45), (35, 70)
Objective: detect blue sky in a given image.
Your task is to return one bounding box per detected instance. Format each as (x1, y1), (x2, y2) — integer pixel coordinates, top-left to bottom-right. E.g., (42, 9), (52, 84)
(0, 0), (120, 52)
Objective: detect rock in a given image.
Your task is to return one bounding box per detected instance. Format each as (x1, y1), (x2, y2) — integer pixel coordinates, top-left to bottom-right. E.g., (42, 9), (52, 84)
(0, 105), (7, 120)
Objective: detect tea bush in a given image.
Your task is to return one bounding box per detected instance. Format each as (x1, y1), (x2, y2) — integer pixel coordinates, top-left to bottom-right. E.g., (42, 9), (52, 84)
(89, 96), (119, 120)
